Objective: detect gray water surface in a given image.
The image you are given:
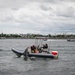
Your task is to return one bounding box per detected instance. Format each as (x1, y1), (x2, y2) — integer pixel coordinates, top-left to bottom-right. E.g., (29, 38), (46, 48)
(0, 39), (75, 75)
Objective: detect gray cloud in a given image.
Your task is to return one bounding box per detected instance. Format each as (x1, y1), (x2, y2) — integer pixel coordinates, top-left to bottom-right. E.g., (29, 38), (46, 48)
(0, 0), (75, 34)
(40, 4), (53, 11)
(56, 6), (75, 17)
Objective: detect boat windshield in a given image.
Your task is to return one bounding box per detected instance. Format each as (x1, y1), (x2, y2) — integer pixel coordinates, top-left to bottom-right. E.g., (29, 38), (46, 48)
(35, 37), (48, 48)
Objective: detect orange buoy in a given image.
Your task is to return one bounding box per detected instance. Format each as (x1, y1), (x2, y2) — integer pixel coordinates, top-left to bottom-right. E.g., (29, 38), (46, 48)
(51, 51), (58, 55)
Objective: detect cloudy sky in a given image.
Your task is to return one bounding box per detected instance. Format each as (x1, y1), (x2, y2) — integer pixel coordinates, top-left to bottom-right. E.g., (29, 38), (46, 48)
(0, 0), (75, 34)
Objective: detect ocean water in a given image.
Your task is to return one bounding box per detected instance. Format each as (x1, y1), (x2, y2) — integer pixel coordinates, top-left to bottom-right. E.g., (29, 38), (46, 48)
(0, 39), (75, 75)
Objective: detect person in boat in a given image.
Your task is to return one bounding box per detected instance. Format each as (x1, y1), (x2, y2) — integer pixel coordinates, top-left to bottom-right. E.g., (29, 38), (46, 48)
(31, 45), (39, 53)
(36, 44), (48, 53)
(37, 45), (42, 53)
(42, 43), (48, 49)
(31, 45), (36, 53)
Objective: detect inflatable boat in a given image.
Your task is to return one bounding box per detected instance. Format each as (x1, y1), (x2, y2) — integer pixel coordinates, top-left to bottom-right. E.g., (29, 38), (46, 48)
(12, 37), (58, 60)
(11, 48), (58, 59)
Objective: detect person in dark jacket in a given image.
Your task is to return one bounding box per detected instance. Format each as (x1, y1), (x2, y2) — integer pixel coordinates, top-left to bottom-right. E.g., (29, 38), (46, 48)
(31, 45), (36, 53)
(43, 44), (48, 49)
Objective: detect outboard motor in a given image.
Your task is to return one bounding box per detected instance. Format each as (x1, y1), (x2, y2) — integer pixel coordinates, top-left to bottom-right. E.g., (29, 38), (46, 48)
(24, 48), (29, 60)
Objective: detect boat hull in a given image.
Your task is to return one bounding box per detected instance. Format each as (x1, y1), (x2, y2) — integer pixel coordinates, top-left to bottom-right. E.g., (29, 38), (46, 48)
(11, 49), (55, 59)
(29, 53), (54, 58)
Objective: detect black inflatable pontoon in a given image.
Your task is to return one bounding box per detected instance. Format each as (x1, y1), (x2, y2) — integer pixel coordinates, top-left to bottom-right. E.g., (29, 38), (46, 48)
(11, 48), (55, 59)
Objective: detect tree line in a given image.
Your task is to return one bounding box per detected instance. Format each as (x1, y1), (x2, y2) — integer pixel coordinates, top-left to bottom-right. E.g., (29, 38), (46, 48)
(0, 33), (75, 39)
